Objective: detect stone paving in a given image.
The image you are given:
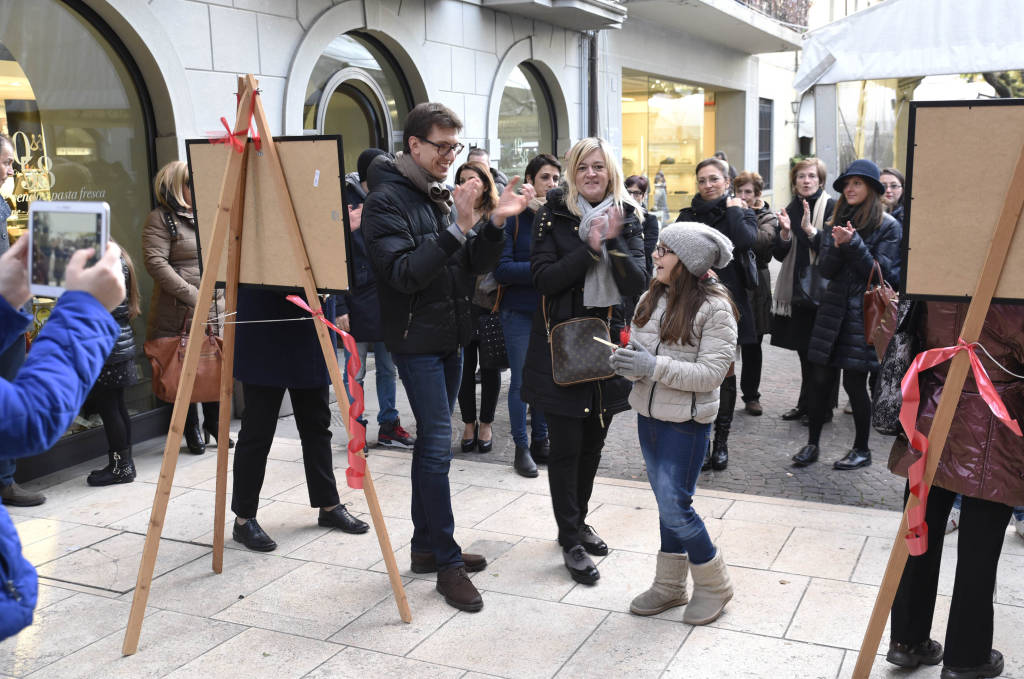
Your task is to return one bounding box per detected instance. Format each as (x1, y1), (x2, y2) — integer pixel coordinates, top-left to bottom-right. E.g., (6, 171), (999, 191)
(4, 434), (1024, 679)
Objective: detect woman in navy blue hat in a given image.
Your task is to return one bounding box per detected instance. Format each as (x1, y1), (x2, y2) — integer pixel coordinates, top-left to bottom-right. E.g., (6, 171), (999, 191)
(791, 159), (902, 470)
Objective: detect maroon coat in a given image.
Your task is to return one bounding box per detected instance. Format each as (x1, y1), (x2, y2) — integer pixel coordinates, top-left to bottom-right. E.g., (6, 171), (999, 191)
(888, 302), (1024, 506)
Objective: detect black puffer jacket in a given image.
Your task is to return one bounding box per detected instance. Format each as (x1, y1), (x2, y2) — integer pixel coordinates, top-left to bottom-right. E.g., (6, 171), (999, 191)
(807, 212), (902, 372)
(107, 257), (136, 365)
(521, 189), (648, 419)
(362, 156), (505, 355)
(677, 195), (759, 344)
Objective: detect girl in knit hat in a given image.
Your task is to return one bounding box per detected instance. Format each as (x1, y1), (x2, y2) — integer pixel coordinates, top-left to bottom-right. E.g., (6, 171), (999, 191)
(609, 221), (738, 624)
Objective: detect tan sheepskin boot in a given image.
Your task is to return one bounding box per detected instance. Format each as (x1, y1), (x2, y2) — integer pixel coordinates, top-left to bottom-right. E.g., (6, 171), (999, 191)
(683, 549), (733, 625)
(630, 551), (689, 616)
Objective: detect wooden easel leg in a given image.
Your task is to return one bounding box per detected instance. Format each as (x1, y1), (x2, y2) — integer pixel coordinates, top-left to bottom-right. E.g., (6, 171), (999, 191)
(852, 143), (1024, 677)
(122, 81), (257, 656)
(213, 110), (248, 574)
(244, 74), (411, 623)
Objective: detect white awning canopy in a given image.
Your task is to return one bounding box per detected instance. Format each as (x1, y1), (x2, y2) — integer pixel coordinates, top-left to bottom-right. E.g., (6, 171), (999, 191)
(794, 0), (1024, 93)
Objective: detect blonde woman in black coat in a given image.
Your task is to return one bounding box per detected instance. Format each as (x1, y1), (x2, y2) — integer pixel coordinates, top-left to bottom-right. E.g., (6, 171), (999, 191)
(522, 137), (647, 585)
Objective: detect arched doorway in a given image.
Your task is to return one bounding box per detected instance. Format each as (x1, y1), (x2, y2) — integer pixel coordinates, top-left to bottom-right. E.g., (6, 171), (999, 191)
(304, 32), (413, 174)
(496, 63), (557, 180)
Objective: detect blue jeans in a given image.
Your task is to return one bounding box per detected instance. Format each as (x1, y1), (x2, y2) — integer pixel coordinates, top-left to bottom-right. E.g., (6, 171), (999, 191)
(0, 459), (15, 487)
(500, 309), (547, 448)
(637, 415), (716, 563)
(393, 350), (464, 570)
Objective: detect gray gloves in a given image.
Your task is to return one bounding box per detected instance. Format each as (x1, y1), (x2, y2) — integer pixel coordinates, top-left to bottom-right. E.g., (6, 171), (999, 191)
(608, 340), (656, 379)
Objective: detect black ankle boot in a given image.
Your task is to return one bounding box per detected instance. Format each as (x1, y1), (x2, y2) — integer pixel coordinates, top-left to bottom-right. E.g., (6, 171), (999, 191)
(185, 424), (206, 454)
(87, 449), (136, 486)
(711, 375), (736, 471)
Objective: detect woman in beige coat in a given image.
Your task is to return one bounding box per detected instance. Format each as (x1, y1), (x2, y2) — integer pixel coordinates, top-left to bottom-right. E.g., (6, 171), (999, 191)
(608, 222), (738, 625)
(142, 160), (224, 454)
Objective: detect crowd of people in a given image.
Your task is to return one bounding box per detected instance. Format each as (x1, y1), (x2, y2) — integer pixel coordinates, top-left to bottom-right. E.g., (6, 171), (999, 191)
(1, 103), (1021, 679)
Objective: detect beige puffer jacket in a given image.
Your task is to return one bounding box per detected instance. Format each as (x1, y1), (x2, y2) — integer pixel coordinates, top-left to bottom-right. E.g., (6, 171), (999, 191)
(626, 290), (737, 423)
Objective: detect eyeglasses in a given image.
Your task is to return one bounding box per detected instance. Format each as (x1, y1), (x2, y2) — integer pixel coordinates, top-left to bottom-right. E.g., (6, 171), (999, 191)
(654, 245), (674, 257)
(697, 176), (726, 186)
(417, 137), (464, 157)
(626, 189), (645, 198)
(882, 182), (902, 190)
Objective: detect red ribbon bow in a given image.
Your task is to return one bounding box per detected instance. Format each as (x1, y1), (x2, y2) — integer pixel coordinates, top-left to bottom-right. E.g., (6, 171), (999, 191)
(209, 90), (262, 153)
(286, 295), (367, 489)
(899, 337), (1022, 555)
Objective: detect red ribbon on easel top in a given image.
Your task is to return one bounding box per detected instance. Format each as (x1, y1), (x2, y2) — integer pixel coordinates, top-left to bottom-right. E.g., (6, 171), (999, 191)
(209, 90), (262, 153)
(899, 338), (1023, 556)
(286, 294), (367, 490)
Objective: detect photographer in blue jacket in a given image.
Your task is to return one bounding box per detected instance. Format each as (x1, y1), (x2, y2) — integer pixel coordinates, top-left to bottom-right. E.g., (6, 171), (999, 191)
(0, 235), (124, 639)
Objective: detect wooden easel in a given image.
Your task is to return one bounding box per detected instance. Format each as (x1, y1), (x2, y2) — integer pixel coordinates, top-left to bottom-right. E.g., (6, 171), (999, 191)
(121, 75), (411, 656)
(852, 142), (1024, 677)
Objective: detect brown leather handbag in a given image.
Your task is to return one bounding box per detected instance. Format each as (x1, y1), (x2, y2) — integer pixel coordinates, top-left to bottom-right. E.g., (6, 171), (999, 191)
(143, 317), (223, 403)
(863, 260), (899, 359)
(543, 298), (615, 386)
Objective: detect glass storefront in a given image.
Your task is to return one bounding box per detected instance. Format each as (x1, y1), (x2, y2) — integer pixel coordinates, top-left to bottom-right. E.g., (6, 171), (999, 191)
(496, 63), (554, 180)
(621, 70), (705, 220)
(837, 79), (896, 171)
(0, 0), (154, 435)
(303, 32), (412, 174)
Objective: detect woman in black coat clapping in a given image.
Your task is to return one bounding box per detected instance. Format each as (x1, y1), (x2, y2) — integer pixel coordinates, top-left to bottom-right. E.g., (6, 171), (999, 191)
(791, 159), (902, 470)
(676, 157), (758, 471)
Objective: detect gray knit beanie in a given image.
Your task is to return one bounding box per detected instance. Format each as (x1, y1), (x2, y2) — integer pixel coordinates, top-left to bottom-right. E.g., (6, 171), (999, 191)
(659, 221), (734, 276)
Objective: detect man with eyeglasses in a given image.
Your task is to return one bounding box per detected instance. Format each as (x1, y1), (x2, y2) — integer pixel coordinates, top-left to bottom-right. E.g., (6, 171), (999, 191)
(362, 102), (531, 612)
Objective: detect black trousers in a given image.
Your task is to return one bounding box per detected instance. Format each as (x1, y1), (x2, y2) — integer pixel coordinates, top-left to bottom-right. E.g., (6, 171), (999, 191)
(231, 383), (340, 518)
(88, 386), (131, 452)
(806, 364), (871, 450)
(458, 339), (500, 424)
(545, 410), (612, 549)
(740, 340), (762, 403)
(891, 483), (1012, 667)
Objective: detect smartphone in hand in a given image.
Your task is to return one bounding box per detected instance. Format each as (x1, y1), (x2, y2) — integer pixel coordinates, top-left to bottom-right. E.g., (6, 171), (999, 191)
(27, 201), (110, 297)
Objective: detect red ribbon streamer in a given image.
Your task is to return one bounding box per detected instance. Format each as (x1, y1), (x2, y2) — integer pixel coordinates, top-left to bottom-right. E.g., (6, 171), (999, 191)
(899, 338), (1022, 555)
(286, 295), (367, 489)
(209, 90), (261, 153)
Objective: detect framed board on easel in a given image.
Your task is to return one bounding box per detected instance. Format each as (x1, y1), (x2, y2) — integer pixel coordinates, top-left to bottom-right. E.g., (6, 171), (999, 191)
(186, 135), (354, 293)
(852, 99), (1024, 678)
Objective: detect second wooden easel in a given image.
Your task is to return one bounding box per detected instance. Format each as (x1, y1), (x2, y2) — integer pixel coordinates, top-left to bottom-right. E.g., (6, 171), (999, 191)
(121, 74), (411, 656)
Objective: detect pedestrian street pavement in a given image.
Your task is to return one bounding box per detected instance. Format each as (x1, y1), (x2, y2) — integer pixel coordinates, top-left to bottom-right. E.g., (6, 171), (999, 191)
(3, 426), (1024, 678)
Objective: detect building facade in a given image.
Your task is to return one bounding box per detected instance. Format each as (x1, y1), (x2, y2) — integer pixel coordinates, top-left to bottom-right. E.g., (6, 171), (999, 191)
(2, 0), (805, 475)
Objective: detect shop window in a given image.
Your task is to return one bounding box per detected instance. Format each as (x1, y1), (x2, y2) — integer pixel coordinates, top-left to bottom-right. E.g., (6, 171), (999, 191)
(758, 98), (773, 190)
(0, 0), (154, 431)
(621, 70), (704, 221)
(304, 33), (413, 174)
(837, 80), (896, 170)
(496, 64), (555, 180)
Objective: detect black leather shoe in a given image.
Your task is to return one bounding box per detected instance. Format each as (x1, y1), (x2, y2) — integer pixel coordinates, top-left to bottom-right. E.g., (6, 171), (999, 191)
(792, 444), (819, 467)
(886, 639), (943, 668)
(184, 424), (206, 454)
(711, 439), (728, 471)
(941, 649), (1004, 679)
(579, 524), (608, 556)
(530, 438), (550, 464)
(781, 407), (805, 421)
(319, 504), (369, 533)
(233, 518), (277, 552)
(563, 544), (600, 585)
(513, 445), (538, 478)
(461, 423), (478, 453)
(833, 448), (872, 470)
(477, 436), (493, 453)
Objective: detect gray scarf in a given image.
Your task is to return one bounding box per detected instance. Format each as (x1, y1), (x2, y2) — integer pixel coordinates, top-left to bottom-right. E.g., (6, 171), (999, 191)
(576, 195), (619, 308)
(395, 152), (452, 215)
(773, 193), (827, 317)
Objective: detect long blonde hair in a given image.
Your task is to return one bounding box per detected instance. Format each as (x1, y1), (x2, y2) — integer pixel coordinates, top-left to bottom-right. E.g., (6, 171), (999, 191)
(564, 137), (641, 217)
(153, 160), (190, 212)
